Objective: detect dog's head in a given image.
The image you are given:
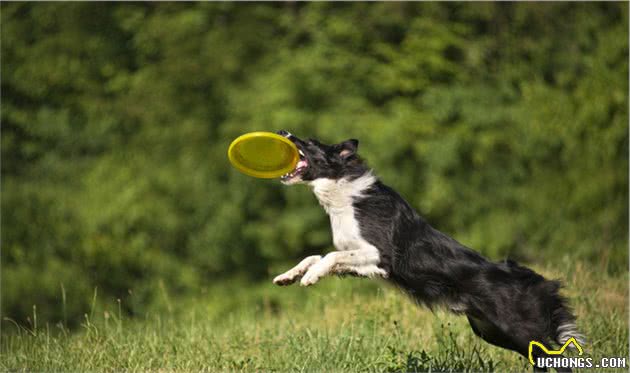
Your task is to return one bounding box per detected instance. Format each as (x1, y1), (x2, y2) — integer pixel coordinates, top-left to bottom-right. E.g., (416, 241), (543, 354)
(277, 130), (367, 185)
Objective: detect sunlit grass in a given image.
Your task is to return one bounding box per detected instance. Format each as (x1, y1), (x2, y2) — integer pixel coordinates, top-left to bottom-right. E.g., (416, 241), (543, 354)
(2, 261), (627, 372)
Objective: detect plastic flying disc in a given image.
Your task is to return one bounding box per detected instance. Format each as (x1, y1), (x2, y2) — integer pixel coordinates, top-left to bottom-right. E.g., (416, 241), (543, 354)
(227, 132), (299, 178)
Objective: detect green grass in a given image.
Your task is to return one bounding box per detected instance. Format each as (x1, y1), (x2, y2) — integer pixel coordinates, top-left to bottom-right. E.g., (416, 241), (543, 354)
(2, 260), (628, 372)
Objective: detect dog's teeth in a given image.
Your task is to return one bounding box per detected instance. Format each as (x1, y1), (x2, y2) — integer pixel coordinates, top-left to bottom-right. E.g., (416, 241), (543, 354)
(299, 150), (305, 157)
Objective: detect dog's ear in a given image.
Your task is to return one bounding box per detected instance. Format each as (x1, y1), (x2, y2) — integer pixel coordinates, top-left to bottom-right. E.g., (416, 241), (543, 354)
(339, 139), (359, 159)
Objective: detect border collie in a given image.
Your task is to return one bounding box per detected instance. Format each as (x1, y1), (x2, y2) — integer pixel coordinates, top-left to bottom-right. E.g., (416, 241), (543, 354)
(272, 130), (583, 372)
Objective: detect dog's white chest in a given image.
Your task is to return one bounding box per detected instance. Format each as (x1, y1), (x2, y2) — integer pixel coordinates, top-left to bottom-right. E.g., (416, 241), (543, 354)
(328, 206), (361, 250)
(310, 174), (376, 251)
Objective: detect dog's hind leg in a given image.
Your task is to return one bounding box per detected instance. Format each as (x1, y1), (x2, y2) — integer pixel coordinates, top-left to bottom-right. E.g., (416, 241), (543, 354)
(467, 316), (556, 372)
(467, 316), (522, 353)
(273, 255), (322, 286)
(467, 315), (547, 372)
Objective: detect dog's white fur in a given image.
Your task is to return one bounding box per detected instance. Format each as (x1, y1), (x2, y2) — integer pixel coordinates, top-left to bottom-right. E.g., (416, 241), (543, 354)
(273, 173), (388, 286)
(556, 322), (586, 348)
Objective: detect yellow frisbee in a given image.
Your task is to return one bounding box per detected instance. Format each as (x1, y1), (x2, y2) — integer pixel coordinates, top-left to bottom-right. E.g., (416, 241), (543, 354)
(227, 132), (299, 178)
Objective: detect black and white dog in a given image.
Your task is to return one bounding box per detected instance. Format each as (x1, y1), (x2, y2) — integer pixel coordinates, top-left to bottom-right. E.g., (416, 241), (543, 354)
(272, 130), (583, 372)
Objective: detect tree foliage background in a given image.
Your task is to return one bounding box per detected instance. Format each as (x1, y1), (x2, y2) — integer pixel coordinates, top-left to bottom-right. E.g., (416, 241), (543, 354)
(2, 2), (628, 327)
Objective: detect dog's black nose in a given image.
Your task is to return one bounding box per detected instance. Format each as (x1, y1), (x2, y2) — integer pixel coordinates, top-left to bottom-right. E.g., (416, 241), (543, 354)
(276, 130), (291, 137)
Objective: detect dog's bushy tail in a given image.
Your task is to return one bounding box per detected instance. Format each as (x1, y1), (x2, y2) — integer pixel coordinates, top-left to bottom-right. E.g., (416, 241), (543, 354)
(543, 280), (585, 349)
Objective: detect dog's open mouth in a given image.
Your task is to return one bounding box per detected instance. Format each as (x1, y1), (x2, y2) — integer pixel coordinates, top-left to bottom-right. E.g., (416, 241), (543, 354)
(281, 149), (308, 182)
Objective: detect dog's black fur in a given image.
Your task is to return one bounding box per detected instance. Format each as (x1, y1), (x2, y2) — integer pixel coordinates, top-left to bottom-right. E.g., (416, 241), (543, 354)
(276, 130), (582, 372)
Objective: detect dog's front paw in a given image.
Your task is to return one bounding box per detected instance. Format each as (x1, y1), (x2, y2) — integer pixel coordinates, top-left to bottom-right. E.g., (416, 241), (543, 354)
(300, 258), (333, 286)
(300, 271), (320, 286)
(273, 272), (299, 286)
(300, 271), (324, 286)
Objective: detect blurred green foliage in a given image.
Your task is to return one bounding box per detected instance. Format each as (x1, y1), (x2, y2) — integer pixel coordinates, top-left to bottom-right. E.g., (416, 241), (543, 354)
(1, 2), (627, 327)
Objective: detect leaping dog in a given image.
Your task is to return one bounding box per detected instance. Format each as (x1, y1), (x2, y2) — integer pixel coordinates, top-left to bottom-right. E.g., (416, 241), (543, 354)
(272, 130), (583, 372)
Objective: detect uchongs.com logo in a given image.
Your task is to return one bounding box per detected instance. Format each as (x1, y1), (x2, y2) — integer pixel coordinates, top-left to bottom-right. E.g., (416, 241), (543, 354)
(528, 338), (627, 370)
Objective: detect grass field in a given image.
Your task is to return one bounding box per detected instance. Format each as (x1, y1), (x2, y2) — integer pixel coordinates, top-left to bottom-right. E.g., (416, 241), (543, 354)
(2, 260), (628, 372)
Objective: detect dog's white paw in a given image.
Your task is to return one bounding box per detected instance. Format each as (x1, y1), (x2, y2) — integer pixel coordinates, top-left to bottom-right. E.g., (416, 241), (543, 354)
(273, 272), (298, 286)
(300, 271), (320, 286)
(301, 266), (329, 286)
(300, 257), (333, 286)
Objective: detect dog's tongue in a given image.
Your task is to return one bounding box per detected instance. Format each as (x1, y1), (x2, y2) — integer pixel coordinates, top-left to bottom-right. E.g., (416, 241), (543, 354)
(296, 159), (307, 169)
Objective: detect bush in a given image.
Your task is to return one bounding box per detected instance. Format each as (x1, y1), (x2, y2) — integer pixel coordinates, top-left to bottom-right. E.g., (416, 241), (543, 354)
(1, 2), (627, 327)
